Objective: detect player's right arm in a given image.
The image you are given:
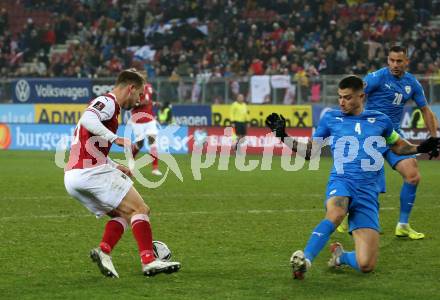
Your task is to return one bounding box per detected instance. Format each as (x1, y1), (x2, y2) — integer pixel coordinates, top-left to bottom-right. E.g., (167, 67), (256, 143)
(265, 112), (316, 159)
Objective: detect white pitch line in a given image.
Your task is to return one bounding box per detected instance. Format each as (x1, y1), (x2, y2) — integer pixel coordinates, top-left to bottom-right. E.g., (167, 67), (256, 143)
(1, 206), (440, 221)
(5, 192), (440, 202)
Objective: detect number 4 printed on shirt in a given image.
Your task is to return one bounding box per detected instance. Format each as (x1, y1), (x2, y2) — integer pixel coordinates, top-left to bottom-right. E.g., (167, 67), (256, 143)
(355, 122), (361, 135)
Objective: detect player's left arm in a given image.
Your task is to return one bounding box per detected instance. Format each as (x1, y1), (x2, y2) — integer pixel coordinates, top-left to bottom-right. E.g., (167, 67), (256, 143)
(420, 106), (438, 137)
(413, 79), (438, 137)
(387, 130), (440, 157)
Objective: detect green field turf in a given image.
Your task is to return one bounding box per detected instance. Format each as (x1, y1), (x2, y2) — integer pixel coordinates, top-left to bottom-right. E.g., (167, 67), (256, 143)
(1, 151), (439, 299)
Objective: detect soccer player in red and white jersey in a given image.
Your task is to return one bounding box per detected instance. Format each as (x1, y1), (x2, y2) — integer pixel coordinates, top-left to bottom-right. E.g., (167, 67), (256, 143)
(130, 80), (162, 176)
(64, 69), (181, 278)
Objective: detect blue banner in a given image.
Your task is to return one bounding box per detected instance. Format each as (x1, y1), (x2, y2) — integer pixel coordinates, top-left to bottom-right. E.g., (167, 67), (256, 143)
(171, 105), (211, 126)
(1, 124), (188, 154)
(0, 104), (34, 123)
(117, 124), (189, 154)
(12, 78), (92, 104)
(430, 105), (440, 122)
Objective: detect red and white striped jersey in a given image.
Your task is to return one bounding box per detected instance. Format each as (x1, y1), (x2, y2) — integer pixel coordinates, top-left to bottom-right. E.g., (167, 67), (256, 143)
(131, 83), (155, 123)
(66, 93), (120, 170)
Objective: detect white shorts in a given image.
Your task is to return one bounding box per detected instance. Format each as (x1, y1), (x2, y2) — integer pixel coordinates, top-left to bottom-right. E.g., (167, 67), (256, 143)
(132, 120), (159, 142)
(64, 164), (133, 217)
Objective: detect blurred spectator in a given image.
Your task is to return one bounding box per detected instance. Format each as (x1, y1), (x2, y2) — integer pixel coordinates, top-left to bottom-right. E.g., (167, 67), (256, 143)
(0, 8), (8, 35)
(0, 0), (438, 80)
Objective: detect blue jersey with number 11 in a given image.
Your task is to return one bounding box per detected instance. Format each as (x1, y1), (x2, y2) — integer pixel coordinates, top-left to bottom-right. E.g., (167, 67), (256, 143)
(364, 67), (427, 131)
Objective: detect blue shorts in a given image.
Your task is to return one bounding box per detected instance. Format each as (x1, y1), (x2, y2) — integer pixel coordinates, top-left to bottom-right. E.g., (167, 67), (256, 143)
(325, 178), (380, 233)
(384, 148), (416, 169)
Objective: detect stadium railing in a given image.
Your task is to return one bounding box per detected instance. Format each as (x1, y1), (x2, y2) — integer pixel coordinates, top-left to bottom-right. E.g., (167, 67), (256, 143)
(1, 75), (439, 105)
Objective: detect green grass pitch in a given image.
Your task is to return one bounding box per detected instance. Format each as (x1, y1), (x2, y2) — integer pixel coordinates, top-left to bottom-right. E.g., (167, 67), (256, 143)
(1, 151), (439, 299)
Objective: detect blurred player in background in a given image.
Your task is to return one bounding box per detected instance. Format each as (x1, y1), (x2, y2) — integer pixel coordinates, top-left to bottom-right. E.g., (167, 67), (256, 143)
(230, 93), (249, 151)
(267, 75), (440, 279)
(64, 69), (181, 278)
(338, 45), (438, 239)
(130, 74), (162, 176)
(158, 101), (173, 125)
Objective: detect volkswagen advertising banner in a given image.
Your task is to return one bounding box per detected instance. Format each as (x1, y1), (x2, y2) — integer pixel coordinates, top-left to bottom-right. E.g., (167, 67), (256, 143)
(12, 79), (93, 103)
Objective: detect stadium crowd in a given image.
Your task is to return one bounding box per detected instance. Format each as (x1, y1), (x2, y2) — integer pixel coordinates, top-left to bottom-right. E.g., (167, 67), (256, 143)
(0, 0), (439, 80)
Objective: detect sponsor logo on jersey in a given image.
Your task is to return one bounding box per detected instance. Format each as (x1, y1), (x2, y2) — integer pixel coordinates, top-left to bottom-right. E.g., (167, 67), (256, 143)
(93, 101), (105, 111)
(335, 117), (343, 122)
(367, 118), (376, 123)
(385, 83), (391, 89)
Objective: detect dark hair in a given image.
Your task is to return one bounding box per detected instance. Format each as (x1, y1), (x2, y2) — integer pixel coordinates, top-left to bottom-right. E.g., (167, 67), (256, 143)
(115, 69), (145, 88)
(338, 75), (364, 91)
(388, 45), (407, 55)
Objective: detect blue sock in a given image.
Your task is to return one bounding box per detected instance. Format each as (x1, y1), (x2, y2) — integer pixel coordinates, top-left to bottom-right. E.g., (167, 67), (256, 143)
(339, 251), (360, 271)
(304, 219), (335, 262)
(399, 182), (417, 224)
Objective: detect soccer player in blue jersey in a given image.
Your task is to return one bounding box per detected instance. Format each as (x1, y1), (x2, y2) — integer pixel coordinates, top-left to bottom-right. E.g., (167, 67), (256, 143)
(341, 45), (438, 239)
(266, 75), (440, 279)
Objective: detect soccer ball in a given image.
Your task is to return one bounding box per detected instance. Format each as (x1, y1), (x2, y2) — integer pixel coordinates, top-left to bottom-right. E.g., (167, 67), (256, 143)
(152, 240), (172, 261)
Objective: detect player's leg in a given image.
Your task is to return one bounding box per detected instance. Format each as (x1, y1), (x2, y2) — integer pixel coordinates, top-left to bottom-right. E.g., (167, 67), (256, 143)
(144, 120), (161, 175)
(234, 122), (247, 153)
(131, 123), (146, 158)
(148, 135), (161, 175)
(336, 215), (349, 233)
(329, 228), (379, 273)
(132, 139), (144, 158)
(330, 228), (379, 273)
(329, 184), (381, 272)
(111, 186), (180, 276)
(65, 167), (127, 278)
(291, 195), (348, 279)
(353, 228), (379, 272)
(392, 156), (424, 239)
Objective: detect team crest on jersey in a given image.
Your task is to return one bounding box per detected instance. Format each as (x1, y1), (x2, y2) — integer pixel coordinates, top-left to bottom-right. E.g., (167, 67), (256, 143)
(93, 101), (105, 111)
(367, 118), (376, 123)
(405, 86), (411, 94)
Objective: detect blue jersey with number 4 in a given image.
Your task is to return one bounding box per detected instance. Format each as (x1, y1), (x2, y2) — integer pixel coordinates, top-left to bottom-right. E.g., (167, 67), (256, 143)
(313, 109), (397, 185)
(364, 67), (427, 131)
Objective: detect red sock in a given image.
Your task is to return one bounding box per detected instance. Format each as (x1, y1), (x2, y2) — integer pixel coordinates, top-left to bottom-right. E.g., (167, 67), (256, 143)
(132, 143), (140, 158)
(150, 144), (158, 169)
(131, 214), (155, 264)
(99, 217), (127, 254)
